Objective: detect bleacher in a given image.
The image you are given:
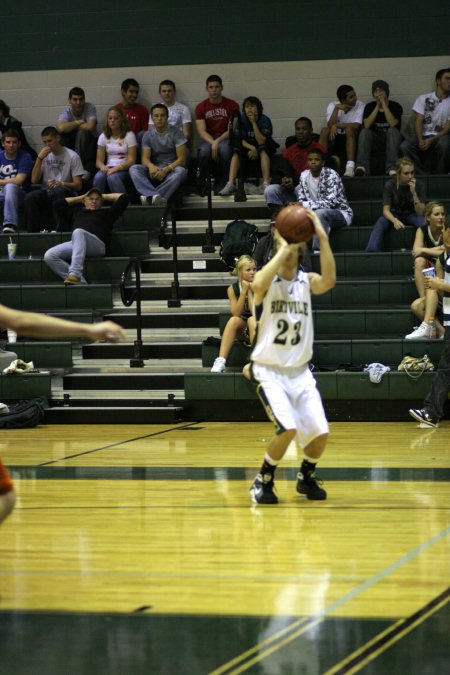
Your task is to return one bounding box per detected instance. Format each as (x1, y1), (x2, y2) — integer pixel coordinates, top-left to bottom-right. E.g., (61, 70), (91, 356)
(1, 175), (448, 423)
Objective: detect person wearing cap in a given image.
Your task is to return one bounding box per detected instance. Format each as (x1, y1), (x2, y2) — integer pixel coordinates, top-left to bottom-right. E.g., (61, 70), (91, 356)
(44, 188), (129, 284)
(355, 80), (403, 176)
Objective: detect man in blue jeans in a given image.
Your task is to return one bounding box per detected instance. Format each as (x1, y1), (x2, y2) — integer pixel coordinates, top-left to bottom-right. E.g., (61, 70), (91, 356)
(295, 148), (353, 250)
(0, 128), (33, 233)
(130, 104), (188, 207)
(44, 188), (129, 284)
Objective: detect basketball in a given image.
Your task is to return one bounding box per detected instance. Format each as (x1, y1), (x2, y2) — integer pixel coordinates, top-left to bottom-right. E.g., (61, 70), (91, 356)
(275, 205), (314, 243)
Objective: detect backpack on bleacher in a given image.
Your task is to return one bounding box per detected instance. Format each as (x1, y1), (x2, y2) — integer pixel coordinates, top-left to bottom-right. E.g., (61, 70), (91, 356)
(219, 219), (259, 270)
(0, 397), (47, 429)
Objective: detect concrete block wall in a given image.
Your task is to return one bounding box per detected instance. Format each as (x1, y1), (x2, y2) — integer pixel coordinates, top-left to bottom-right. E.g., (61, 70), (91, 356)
(1, 55), (449, 153)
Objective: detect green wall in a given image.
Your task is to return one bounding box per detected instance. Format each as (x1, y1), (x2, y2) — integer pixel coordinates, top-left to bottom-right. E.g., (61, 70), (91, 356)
(7, 1), (450, 72)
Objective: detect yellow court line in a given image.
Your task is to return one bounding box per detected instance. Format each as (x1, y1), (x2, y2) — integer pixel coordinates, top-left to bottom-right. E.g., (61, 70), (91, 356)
(209, 617), (324, 675)
(324, 589), (450, 675)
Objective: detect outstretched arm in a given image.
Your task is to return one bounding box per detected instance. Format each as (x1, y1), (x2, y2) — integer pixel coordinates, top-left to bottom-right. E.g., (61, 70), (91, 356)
(307, 211), (336, 295)
(0, 305), (126, 342)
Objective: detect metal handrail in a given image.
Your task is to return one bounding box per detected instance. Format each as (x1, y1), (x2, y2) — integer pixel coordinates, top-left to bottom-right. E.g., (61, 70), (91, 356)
(120, 257), (144, 367)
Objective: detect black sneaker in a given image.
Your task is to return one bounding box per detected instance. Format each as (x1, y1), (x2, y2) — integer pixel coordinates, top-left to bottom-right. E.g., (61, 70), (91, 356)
(296, 471), (327, 500)
(250, 473), (278, 504)
(409, 408), (439, 428)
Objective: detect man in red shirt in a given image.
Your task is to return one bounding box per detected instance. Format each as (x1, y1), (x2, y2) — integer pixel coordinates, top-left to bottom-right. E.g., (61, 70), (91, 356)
(195, 74), (238, 193)
(116, 78), (149, 140)
(265, 117), (326, 215)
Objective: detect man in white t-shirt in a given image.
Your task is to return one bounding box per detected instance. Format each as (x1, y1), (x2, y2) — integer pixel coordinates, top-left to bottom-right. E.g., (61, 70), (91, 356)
(319, 84), (364, 177)
(56, 86), (97, 175)
(149, 80), (192, 145)
(25, 126), (85, 232)
(401, 68), (450, 174)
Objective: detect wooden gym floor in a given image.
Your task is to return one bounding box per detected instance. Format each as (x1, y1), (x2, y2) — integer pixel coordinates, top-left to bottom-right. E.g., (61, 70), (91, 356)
(1, 421), (449, 674)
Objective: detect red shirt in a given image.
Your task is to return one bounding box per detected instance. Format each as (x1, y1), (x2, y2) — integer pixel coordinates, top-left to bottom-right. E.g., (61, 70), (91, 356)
(195, 96), (239, 139)
(282, 140), (327, 176)
(116, 102), (149, 135)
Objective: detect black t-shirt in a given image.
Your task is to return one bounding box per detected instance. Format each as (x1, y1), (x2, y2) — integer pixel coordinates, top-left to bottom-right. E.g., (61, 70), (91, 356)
(363, 100), (403, 133)
(54, 194), (129, 246)
(382, 178), (425, 216)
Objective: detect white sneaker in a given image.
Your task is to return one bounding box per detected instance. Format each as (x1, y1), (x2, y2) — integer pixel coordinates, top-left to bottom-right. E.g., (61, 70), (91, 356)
(344, 164), (355, 177)
(152, 194), (167, 207)
(211, 357), (226, 373)
(405, 321), (436, 340)
(218, 182), (236, 196)
(388, 169), (396, 176)
(140, 195), (149, 205)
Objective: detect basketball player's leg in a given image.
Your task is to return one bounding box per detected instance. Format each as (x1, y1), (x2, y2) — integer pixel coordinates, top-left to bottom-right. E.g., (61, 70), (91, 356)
(0, 459), (16, 525)
(292, 370), (329, 500)
(250, 364), (297, 504)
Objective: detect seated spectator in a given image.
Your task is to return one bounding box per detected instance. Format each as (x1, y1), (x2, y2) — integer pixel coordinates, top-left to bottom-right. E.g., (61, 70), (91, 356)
(219, 96), (279, 196)
(115, 78), (149, 138)
(25, 126), (84, 233)
(400, 68), (450, 175)
(93, 107), (137, 195)
(150, 79), (192, 144)
(264, 117), (326, 215)
(195, 74), (239, 194)
(319, 85), (364, 177)
(406, 202), (446, 340)
(365, 157), (426, 252)
(264, 117), (326, 214)
(295, 148), (353, 249)
(57, 87), (97, 176)
(0, 100), (37, 160)
(130, 104), (187, 207)
(44, 189), (129, 284)
(210, 256), (256, 373)
(0, 128), (33, 233)
(254, 221), (275, 269)
(355, 80), (403, 176)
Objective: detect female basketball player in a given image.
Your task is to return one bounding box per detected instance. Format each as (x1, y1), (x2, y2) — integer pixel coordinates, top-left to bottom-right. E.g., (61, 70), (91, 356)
(249, 210), (336, 504)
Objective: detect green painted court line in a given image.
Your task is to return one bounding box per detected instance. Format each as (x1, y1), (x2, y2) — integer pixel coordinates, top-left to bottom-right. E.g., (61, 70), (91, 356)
(7, 466), (450, 481)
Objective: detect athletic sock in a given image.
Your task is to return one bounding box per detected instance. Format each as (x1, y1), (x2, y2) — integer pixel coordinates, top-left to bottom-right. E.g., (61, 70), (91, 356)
(260, 453), (278, 476)
(300, 458), (318, 479)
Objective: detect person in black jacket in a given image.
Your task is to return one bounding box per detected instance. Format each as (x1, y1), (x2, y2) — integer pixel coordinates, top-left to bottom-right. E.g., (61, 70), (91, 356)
(43, 188), (129, 283)
(0, 100), (37, 160)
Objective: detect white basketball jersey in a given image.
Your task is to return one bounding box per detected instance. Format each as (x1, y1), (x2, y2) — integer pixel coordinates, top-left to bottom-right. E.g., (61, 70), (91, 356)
(251, 270), (313, 368)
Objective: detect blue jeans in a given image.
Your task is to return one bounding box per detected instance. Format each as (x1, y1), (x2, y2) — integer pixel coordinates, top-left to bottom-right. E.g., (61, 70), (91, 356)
(400, 135), (450, 175)
(424, 327), (450, 420)
(129, 165), (187, 199)
(312, 209), (347, 249)
(264, 184), (296, 208)
(0, 183), (26, 227)
(44, 228), (105, 282)
(365, 213), (424, 252)
(356, 127), (402, 174)
(197, 140), (233, 189)
(93, 169), (134, 194)
(25, 186), (75, 232)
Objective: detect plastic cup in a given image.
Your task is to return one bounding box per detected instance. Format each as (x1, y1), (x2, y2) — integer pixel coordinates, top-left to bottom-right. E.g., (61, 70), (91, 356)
(422, 267), (436, 277)
(7, 243), (17, 260)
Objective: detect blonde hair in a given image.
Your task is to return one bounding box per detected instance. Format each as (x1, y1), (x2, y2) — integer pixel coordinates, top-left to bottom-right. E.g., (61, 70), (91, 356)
(424, 201), (445, 225)
(230, 255), (256, 282)
(394, 156), (415, 188)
